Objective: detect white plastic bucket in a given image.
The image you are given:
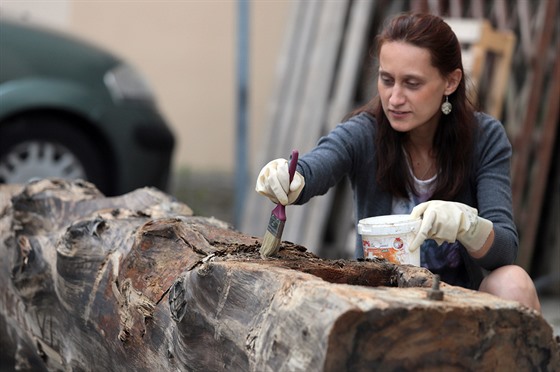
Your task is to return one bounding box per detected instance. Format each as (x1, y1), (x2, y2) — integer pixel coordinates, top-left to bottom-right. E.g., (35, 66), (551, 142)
(357, 214), (421, 266)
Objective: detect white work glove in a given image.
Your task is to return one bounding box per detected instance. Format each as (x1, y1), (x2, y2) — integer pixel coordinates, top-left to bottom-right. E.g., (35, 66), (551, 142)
(409, 200), (493, 253)
(255, 158), (305, 206)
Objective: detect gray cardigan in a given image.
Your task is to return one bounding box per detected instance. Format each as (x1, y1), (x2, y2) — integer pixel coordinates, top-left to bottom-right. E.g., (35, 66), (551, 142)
(296, 112), (518, 288)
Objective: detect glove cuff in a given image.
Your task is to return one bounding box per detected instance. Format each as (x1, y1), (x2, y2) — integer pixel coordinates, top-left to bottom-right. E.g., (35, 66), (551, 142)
(459, 216), (493, 252)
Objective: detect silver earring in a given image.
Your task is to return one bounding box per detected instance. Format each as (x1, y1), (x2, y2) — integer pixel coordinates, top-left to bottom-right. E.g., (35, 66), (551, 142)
(441, 95), (452, 115)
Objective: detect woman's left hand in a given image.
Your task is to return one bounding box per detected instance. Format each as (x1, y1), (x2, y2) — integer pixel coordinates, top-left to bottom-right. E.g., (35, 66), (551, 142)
(409, 200), (493, 253)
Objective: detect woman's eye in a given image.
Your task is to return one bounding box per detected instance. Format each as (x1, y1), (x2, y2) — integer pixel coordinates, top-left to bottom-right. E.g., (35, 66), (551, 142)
(406, 81), (420, 88)
(380, 76), (393, 85)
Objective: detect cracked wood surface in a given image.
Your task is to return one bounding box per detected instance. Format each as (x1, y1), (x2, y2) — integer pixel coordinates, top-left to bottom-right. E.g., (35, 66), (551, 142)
(0, 179), (558, 371)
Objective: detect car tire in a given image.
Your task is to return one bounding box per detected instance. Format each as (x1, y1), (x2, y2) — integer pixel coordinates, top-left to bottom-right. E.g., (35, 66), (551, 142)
(0, 114), (111, 193)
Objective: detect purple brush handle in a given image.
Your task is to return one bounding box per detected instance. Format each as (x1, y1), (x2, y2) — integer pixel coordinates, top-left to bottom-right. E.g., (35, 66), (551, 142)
(272, 150), (299, 222)
(287, 149), (299, 183)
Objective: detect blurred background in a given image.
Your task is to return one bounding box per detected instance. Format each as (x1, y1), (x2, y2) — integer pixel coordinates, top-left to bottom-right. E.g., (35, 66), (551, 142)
(0, 0), (558, 311)
(0, 0), (289, 223)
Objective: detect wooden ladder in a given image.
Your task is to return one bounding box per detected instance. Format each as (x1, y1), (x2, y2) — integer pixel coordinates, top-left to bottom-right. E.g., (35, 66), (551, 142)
(445, 18), (516, 119)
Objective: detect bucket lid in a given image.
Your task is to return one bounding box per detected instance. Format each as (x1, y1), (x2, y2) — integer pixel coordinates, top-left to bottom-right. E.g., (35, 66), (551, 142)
(357, 214), (421, 235)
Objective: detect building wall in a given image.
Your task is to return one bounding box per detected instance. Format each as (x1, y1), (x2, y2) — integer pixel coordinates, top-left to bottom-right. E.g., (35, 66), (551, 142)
(1, 0), (291, 173)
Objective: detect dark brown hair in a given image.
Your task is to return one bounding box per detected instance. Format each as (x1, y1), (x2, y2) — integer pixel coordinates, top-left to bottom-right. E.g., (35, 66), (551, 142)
(352, 12), (476, 200)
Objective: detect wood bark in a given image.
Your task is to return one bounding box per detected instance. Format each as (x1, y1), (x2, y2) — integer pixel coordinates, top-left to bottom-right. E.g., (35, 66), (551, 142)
(0, 179), (558, 371)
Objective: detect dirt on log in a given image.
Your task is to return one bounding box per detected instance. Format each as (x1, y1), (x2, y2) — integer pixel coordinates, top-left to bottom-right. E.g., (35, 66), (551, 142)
(0, 179), (558, 371)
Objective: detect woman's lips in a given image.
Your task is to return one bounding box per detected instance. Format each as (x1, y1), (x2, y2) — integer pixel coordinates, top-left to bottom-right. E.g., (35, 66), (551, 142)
(389, 109), (410, 119)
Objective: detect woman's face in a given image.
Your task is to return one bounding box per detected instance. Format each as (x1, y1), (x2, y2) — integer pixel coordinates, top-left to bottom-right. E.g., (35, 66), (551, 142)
(377, 41), (454, 136)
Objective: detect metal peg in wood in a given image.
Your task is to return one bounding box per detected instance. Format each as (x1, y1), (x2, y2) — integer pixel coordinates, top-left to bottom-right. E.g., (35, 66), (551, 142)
(427, 274), (444, 301)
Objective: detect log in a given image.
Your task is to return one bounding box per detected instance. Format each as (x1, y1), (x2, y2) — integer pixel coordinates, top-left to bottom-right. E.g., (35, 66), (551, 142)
(0, 179), (558, 371)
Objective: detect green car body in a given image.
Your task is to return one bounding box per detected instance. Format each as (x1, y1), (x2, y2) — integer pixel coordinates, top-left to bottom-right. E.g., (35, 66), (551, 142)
(0, 18), (175, 195)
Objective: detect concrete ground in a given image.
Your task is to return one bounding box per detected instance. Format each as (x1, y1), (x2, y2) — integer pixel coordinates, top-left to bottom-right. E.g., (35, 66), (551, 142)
(541, 297), (560, 338)
(171, 169), (235, 224)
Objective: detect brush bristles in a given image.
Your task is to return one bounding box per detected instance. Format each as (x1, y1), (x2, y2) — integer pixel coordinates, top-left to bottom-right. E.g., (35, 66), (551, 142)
(260, 230), (281, 258)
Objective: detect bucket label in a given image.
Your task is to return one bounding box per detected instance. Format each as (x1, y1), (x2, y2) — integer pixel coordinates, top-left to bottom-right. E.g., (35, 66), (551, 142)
(363, 237), (409, 264)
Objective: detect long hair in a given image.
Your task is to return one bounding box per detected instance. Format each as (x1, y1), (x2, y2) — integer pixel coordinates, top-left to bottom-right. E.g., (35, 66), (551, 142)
(352, 12), (476, 200)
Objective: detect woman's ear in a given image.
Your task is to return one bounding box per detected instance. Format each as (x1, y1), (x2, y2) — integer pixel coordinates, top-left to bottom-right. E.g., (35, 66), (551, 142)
(444, 68), (462, 95)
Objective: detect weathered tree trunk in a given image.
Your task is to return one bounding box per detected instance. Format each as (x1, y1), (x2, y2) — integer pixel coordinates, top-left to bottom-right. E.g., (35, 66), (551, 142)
(0, 179), (558, 371)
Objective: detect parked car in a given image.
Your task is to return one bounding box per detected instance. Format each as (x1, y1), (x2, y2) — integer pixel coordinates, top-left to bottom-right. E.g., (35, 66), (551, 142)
(0, 17), (175, 196)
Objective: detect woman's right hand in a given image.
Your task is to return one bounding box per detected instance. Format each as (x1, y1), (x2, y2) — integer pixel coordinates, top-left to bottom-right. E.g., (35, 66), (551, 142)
(255, 158), (305, 205)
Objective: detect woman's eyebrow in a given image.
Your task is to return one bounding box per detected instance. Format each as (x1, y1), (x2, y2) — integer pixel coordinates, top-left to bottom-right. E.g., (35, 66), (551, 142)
(379, 70), (423, 80)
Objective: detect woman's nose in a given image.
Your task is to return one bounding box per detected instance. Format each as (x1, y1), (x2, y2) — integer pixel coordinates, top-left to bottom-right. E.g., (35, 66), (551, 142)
(389, 86), (406, 106)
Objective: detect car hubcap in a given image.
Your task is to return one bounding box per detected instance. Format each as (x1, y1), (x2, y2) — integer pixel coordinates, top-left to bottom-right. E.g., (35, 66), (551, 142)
(0, 141), (87, 184)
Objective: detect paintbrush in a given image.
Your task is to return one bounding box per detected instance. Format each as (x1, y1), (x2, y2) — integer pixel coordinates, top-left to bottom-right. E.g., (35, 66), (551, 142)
(260, 149), (299, 258)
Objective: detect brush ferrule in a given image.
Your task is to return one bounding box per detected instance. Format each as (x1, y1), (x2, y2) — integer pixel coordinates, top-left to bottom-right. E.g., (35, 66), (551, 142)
(267, 216), (285, 237)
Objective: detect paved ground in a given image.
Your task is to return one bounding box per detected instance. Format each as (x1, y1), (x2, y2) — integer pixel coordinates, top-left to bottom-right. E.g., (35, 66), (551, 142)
(541, 297), (560, 337)
(171, 169), (234, 223)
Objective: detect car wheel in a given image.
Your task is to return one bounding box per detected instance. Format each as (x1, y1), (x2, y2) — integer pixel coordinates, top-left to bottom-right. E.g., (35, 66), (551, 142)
(0, 114), (111, 193)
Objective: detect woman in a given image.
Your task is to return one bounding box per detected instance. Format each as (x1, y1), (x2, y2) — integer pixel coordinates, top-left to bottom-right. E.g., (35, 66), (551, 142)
(255, 13), (540, 311)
